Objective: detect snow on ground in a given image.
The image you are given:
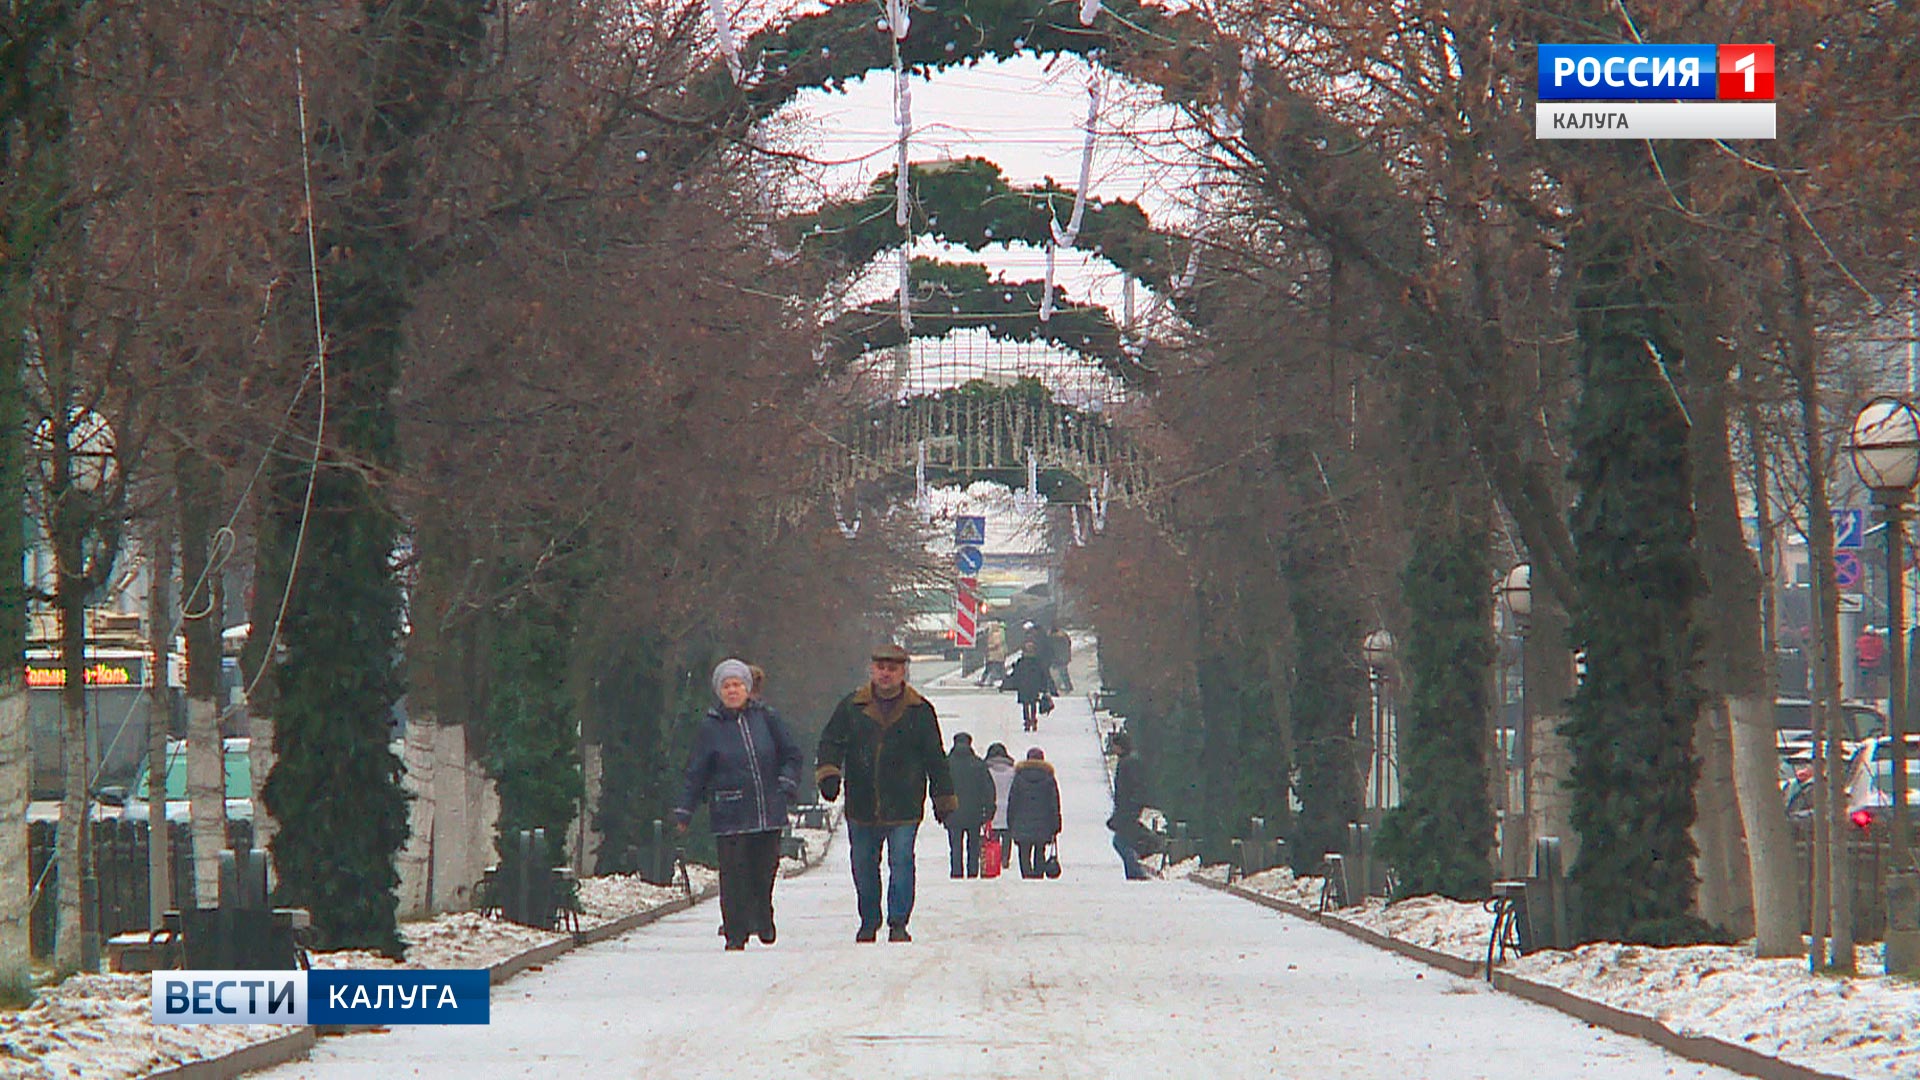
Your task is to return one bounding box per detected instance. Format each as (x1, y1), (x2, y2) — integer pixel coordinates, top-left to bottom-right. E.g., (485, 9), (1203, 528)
(0, 974), (298, 1080)
(260, 679), (1748, 1080)
(1229, 866), (1920, 1079)
(1507, 943), (1920, 1080)
(0, 858), (733, 1080)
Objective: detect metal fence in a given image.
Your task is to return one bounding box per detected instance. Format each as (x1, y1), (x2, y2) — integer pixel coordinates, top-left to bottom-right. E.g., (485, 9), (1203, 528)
(1793, 825), (1916, 943)
(27, 818), (253, 959)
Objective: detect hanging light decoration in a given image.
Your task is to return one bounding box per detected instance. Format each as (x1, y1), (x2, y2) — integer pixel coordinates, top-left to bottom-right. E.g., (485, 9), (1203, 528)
(1042, 78), (1100, 324)
(706, 0), (744, 84)
(834, 491), (863, 539)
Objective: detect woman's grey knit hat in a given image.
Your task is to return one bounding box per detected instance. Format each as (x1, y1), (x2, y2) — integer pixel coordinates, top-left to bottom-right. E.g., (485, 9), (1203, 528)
(712, 658), (754, 700)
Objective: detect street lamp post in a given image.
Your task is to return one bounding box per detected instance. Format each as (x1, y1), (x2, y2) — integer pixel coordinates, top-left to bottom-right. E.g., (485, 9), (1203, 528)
(1363, 630), (1396, 812)
(1499, 564), (1532, 874)
(1849, 396), (1920, 975)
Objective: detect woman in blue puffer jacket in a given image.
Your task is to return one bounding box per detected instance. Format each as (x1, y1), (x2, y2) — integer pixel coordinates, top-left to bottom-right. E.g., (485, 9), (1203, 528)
(675, 659), (805, 950)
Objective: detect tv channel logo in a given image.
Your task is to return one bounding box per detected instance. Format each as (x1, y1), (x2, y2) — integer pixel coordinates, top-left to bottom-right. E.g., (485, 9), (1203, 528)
(153, 969), (490, 1025)
(1536, 44), (1774, 139)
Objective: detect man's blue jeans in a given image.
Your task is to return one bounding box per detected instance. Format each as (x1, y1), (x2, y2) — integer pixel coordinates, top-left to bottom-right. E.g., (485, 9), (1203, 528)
(1114, 830), (1152, 879)
(848, 822), (919, 929)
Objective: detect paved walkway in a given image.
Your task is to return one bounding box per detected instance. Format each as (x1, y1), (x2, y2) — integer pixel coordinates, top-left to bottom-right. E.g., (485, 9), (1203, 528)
(263, 669), (1741, 1078)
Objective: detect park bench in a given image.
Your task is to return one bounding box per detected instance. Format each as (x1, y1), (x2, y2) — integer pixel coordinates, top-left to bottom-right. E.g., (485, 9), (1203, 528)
(780, 827), (808, 862)
(1160, 821), (1199, 869)
(791, 801), (831, 830)
(1227, 817), (1286, 883)
(122, 847), (311, 972)
(476, 828), (582, 933)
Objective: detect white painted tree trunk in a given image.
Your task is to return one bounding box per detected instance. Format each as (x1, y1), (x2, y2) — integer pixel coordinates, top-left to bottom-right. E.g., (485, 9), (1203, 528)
(425, 724), (498, 912)
(396, 720), (437, 919)
(53, 690), (85, 972)
(1525, 603), (1578, 867)
(186, 697), (225, 907)
(147, 537), (173, 927)
(1528, 717), (1576, 865)
(249, 711), (277, 883)
(574, 743), (602, 875)
(0, 688), (30, 995)
(1692, 699), (1752, 934)
(1731, 692), (1802, 954)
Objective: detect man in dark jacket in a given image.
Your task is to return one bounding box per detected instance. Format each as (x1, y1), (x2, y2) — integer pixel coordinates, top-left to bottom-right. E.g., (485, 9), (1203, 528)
(945, 732), (996, 878)
(816, 643), (957, 942)
(1004, 650), (1054, 732)
(1048, 626), (1074, 693)
(1108, 730), (1155, 880)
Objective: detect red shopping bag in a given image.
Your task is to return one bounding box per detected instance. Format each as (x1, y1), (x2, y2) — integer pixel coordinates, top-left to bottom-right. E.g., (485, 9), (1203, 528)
(981, 829), (1003, 879)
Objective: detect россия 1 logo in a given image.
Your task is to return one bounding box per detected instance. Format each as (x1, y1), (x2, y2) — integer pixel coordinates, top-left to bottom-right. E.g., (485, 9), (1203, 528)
(1536, 44), (1774, 140)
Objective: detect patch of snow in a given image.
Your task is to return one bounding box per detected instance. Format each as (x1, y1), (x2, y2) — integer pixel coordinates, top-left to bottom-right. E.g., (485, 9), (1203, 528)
(1231, 872), (1920, 1080)
(0, 973), (298, 1080)
(1161, 856), (1201, 878)
(575, 874), (695, 929)
(1508, 942), (1920, 1080)
(0, 860), (734, 1080)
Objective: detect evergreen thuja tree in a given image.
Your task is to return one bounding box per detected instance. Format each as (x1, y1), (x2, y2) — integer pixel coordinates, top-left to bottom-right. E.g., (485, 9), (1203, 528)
(483, 579), (585, 870)
(262, 0), (487, 953)
(590, 639), (712, 872)
(1564, 216), (1710, 945)
(1284, 557), (1365, 873)
(1376, 516), (1495, 899)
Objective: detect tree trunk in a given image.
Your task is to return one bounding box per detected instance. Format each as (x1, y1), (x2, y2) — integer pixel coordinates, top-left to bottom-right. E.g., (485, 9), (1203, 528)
(240, 499), (281, 879)
(53, 535), (88, 973)
(1725, 365), (1802, 955)
(1685, 335), (1762, 938)
(1524, 597), (1577, 866)
(179, 449), (225, 907)
(147, 533), (173, 926)
(1692, 700), (1749, 932)
(184, 698), (223, 906)
(0, 687), (28, 999)
(1786, 227), (1853, 971)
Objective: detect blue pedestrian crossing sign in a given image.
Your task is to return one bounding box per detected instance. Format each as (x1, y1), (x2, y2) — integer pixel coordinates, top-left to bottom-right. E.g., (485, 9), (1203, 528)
(955, 545), (984, 576)
(953, 515), (986, 545)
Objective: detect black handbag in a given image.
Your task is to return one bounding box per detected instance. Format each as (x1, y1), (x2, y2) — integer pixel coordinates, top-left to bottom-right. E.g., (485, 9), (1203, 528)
(1043, 840), (1062, 879)
(1038, 694), (1055, 715)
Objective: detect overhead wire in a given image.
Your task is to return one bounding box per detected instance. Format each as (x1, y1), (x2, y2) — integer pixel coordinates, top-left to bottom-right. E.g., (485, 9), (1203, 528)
(37, 24), (335, 915)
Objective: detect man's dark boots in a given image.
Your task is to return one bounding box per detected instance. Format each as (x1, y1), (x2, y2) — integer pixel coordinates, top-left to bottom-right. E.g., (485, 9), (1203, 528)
(856, 925), (879, 943)
(888, 924), (912, 943)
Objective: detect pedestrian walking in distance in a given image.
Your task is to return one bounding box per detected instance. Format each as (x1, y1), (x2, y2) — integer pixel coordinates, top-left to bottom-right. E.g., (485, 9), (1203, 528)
(675, 659), (804, 950)
(1007, 747), (1063, 879)
(1004, 648), (1055, 732)
(945, 733), (997, 878)
(983, 742), (1017, 870)
(976, 620), (1008, 687)
(816, 643), (957, 942)
(1048, 626), (1074, 693)
(1107, 731), (1156, 880)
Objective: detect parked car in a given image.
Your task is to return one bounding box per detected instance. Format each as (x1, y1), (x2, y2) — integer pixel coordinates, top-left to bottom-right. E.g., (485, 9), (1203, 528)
(900, 587), (961, 659)
(116, 737), (253, 823)
(1843, 734), (1920, 831)
(1774, 698), (1886, 746)
(1780, 749), (1815, 819)
(24, 797), (118, 824)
